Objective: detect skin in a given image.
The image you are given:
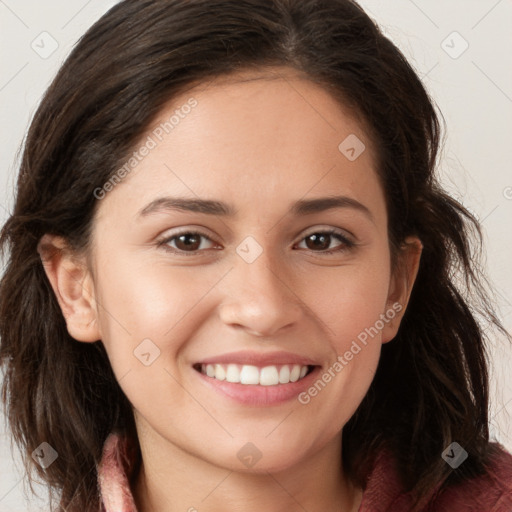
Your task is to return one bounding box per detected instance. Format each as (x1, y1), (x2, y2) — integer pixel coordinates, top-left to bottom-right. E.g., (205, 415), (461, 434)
(38, 66), (422, 512)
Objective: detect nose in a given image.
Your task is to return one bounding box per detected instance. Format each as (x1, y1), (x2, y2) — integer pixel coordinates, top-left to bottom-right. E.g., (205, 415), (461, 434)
(218, 251), (304, 338)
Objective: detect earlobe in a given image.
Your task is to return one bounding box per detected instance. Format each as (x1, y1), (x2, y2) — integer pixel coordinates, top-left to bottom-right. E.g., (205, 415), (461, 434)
(37, 234), (101, 343)
(381, 236), (423, 343)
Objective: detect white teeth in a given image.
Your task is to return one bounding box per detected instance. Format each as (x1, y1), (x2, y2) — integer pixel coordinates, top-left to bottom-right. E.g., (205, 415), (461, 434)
(214, 364), (226, 381)
(225, 364), (240, 383)
(240, 365), (260, 385)
(201, 363), (311, 385)
(289, 365), (301, 382)
(260, 366), (279, 386)
(278, 365), (290, 384)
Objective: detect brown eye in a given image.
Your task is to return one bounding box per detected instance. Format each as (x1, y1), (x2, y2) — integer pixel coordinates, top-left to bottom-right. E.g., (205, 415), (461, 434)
(304, 233), (332, 251)
(296, 230), (354, 254)
(174, 233), (202, 251)
(159, 230), (217, 255)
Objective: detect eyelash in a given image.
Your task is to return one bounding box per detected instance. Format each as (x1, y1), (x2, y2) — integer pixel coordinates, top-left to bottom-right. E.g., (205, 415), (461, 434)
(157, 228), (356, 256)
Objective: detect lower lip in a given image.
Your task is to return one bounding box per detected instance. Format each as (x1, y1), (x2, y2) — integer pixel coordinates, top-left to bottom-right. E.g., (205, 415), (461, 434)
(193, 366), (322, 406)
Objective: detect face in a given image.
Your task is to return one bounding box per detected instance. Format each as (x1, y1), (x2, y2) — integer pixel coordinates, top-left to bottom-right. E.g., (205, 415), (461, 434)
(42, 66), (420, 474)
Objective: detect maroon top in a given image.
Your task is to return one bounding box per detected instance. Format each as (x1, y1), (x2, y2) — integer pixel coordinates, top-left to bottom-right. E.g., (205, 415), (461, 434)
(97, 433), (512, 511)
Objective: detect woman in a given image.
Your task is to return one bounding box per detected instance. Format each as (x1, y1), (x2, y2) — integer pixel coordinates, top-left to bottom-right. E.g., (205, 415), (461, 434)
(1, 0), (511, 510)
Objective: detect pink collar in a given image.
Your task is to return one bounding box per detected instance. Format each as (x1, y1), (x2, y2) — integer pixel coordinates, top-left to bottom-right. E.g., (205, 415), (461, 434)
(98, 433), (139, 512)
(97, 433), (512, 511)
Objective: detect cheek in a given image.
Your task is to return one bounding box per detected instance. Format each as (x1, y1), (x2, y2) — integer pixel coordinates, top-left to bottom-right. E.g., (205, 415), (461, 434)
(300, 248), (391, 410)
(312, 255), (392, 347)
(93, 257), (213, 375)
(92, 260), (218, 420)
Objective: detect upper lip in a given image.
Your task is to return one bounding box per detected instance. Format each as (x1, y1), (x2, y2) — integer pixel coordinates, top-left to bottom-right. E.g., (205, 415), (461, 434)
(194, 350), (320, 368)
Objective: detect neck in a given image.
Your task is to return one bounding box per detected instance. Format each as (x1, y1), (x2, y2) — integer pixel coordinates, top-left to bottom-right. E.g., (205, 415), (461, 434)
(132, 423), (362, 512)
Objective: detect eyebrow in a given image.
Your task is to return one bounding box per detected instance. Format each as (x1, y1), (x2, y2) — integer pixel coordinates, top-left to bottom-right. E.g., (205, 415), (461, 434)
(137, 195), (373, 221)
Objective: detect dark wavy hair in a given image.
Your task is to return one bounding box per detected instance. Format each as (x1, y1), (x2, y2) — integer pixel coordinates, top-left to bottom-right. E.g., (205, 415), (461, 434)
(0, 0), (508, 510)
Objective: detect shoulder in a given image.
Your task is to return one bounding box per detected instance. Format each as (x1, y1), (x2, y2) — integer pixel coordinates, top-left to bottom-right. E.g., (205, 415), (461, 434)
(359, 442), (512, 511)
(431, 442), (512, 511)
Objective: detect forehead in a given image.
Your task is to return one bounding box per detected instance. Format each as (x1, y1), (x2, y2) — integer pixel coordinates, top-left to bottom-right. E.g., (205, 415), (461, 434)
(167, 66), (375, 166)
(95, 66), (384, 224)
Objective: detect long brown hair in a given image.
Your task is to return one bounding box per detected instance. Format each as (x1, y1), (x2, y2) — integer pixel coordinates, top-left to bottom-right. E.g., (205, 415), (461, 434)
(0, 0), (508, 510)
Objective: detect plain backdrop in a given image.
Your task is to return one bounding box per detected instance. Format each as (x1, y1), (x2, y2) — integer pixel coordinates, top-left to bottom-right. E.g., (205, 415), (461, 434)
(1, 1), (511, 510)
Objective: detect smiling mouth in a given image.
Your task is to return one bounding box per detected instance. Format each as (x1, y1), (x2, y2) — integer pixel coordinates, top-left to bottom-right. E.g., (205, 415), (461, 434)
(193, 363), (316, 386)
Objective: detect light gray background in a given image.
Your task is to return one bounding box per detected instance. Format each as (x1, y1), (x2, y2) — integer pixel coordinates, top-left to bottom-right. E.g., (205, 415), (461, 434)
(1, 1), (511, 509)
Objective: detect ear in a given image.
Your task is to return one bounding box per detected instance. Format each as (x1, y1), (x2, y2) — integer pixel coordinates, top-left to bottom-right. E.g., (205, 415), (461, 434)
(381, 236), (422, 343)
(37, 234), (101, 343)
